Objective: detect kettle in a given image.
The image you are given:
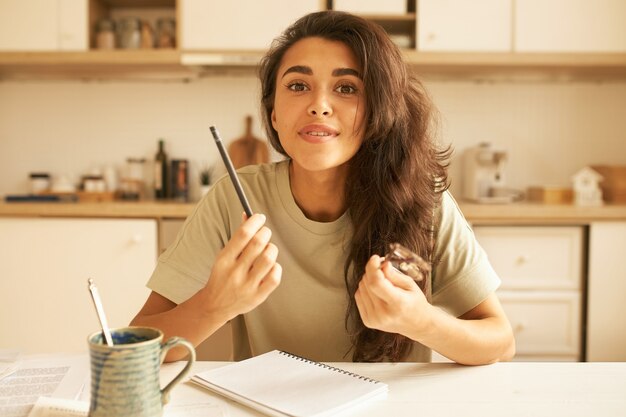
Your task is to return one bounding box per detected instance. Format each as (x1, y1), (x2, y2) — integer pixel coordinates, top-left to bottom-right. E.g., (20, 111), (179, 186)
(462, 142), (520, 203)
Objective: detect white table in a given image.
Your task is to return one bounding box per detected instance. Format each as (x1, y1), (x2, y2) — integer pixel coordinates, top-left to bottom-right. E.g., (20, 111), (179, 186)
(164, 360), (626, 417)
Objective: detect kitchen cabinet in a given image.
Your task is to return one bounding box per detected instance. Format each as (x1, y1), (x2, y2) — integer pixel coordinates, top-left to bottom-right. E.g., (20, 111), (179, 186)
(473, 226), (584, 361)
(0, 0), (625, 80)
(333, 0), (415, 49)
(180, 0), (321, 50)
(515, 0), (626, 52)
(0, 218), (156, 354)
(587, 222), (626, 361)
(417, 0), (512, 52)
(0, 0), (88, 51)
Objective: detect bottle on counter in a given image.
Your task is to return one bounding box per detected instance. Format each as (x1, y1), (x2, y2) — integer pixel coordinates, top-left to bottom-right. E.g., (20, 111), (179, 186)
(155, 139), (169, 199)
(171, 159), (189, 202)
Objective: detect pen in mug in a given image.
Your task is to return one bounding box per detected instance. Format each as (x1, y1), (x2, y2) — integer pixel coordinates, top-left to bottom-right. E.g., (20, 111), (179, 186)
(87, 278), (114, 347)
(210, 125), (254, 218)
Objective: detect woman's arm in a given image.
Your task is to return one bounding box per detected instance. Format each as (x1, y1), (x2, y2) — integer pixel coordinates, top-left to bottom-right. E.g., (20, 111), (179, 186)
(355, 255), (515, 365)
(130, 213), (282, 362)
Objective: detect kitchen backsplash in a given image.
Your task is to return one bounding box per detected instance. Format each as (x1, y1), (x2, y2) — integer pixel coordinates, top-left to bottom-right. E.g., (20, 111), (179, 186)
(1, 76), (625, 201)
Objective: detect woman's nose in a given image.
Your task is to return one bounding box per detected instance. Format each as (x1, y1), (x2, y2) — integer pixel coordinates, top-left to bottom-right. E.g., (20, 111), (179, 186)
(307, 92), (332, 117)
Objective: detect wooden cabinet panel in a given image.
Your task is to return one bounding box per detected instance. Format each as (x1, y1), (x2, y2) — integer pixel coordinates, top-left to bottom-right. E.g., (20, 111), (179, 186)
(0, 0), (58, 51)
(515, 0), (626, 52)
(473, 226), (583, 290)
(334, 0), (406, 15)
(58, 0), (88, 50)
(587, 222), (626, 361)
(180, 0), (320, 50)
(0, 218), (156, 354)
(473, 225), (584, 361)
(417, 0), (512, 52)
(0, 0), (87, 51)
(499, 291), (581, 360)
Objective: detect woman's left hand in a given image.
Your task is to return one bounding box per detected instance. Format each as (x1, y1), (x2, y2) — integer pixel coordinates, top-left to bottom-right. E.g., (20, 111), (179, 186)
(355, 255), (432, 336)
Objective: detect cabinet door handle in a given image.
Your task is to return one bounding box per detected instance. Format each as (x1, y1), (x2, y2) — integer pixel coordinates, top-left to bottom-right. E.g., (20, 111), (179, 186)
(515, 255), (529, 265)
(513, 320), (528, 333)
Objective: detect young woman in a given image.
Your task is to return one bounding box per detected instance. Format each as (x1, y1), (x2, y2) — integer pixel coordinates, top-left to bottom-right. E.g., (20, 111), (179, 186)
(131, 11), (515, 364)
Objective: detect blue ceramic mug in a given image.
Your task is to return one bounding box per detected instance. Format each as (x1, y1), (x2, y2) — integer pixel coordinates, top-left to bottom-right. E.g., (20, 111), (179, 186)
(87, 326), (195, 417)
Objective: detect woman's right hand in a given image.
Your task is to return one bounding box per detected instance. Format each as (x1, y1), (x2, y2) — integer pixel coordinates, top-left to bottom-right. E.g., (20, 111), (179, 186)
(199, 213), (282, 322)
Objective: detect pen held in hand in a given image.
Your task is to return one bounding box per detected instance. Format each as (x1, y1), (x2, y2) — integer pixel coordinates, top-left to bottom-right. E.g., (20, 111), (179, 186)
(87, 278), (114, 347)
(210, 125), (254, 218)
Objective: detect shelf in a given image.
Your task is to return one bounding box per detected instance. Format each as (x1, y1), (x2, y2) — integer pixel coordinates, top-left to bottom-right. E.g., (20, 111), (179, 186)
(181, 50), (626, 81)
(1, 49), (625, 81)
(0, 49), (196, 80)
(403, 51), (626, 80)
(99, 0), (175, 7)
(357, 13), (416, 22)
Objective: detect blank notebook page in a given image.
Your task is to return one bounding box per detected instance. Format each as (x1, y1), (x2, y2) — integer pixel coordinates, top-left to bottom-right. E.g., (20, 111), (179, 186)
(191, 350), (388, 417)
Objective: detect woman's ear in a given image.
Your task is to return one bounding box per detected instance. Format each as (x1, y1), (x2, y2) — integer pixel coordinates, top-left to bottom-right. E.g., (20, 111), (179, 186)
(271, 109), (277, 130)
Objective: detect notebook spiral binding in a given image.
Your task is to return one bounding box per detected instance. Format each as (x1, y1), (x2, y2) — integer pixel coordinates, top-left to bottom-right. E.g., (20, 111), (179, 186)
(278, 351), (381, 384)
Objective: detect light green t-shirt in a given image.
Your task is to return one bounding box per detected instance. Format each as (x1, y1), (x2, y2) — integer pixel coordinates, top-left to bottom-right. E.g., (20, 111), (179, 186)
(147, 160), (500, 362)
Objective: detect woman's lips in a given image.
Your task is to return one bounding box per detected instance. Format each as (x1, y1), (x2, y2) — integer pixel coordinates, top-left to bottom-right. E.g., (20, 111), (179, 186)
(298, 124), (339, 144)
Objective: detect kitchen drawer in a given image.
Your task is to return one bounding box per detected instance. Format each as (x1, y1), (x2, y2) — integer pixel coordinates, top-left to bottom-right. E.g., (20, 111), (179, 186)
(473, 226), (583, 290)
(498, 291), (581, 359)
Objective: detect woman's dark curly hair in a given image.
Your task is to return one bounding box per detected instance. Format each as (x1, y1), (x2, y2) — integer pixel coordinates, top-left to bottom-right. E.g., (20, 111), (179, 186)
(259, 11), (450, 362)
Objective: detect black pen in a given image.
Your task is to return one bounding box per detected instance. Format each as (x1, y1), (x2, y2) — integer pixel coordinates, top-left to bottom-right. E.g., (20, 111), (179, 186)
(210, 125), (254, 218)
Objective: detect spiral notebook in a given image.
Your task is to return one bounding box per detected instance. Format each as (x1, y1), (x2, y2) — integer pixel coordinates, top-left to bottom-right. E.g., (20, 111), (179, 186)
(190, 350), (388, 417)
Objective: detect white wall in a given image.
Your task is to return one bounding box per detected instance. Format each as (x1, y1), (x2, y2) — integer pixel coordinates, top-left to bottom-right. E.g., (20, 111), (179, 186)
(1, 76), (625, 200)
(430, 80), (626, 196)
(0, 76), (270, 201)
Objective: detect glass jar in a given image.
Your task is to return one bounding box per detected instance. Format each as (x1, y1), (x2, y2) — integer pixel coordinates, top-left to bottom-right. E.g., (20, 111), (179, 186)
(119, 158), (146, 200)
(156, 18), (176, 48)
(117, 17), (141, 49)
(95, 18), (116, 49)
(29, 172), (51, 194)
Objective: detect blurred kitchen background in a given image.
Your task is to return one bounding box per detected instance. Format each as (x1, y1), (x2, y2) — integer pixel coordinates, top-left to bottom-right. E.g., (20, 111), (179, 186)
(1, 1), (625, 363)
(0, 0), (624, 201)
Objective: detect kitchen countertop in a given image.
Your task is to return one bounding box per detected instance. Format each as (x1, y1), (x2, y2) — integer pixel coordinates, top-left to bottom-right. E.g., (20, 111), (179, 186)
(2, 200), (626, 224)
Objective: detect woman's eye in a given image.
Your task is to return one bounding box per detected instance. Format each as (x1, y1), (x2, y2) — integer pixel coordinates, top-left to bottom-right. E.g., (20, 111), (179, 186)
(336, 84), (357, 95)
(287, 82), (308, 92)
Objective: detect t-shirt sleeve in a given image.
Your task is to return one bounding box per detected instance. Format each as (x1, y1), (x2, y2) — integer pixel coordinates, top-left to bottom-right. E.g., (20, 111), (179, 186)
(146, 175), (239, 304)
(431, 191), (501, 317)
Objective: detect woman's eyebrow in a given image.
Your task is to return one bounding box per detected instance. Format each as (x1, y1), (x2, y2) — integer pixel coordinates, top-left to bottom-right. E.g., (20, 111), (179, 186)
(282, 65), (312, 78)
(281, 66), (361, 79)
(332, 68), (361, 78)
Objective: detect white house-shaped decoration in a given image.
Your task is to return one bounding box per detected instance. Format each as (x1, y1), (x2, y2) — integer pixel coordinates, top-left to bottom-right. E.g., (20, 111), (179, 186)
(571, 167), (604, 206)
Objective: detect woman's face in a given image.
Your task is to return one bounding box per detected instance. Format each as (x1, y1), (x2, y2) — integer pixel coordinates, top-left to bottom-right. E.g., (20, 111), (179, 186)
(271, 37), (366, 174)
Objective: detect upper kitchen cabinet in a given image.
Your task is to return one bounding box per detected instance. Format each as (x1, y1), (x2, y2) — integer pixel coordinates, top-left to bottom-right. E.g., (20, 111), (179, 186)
(333, 0), (416, 49)
(0, 0), (625, 80)
(0, 0), (189, 80)
(417, 0), (512, 52)
(180, 0), (321, 51)
(0, 0), (88, 51)
(515, 0), (626, 52)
